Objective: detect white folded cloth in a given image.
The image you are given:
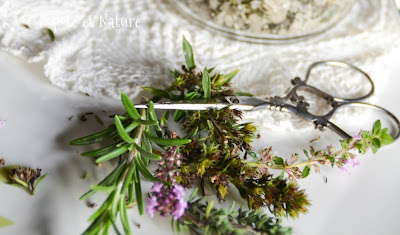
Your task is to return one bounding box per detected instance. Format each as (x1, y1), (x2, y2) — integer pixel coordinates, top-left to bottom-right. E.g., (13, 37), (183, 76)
(1, 0), (399, 131)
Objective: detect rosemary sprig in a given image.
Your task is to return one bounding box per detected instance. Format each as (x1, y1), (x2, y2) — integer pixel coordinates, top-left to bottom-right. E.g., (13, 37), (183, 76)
(70, 95), (191, 235)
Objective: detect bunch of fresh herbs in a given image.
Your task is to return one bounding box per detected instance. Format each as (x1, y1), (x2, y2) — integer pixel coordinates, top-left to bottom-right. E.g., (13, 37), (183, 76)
(70, 37), (393, 235)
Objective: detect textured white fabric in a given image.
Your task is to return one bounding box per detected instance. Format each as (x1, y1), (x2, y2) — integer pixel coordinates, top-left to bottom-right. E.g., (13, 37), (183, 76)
(1, 0), (400, 131)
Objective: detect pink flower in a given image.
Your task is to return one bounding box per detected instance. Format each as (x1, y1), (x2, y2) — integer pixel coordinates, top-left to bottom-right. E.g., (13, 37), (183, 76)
(326, 144), (334, 154)
(339, 158), (360, 175)
(353, 132), (362, 141)
(0, 120), (3, 127)
(347, 158), (360, 167)
(172, 197), (188, 220)
(146, 196), (158, 218)
(172, 185), (185, 197)
(146, 182), (188, 220)
(339, 167), (348, 175)
(151, 182), (163, 193)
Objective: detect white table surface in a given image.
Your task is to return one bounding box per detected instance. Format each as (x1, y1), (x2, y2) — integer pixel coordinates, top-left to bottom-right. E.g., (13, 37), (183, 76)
(1, 45), (400, 235)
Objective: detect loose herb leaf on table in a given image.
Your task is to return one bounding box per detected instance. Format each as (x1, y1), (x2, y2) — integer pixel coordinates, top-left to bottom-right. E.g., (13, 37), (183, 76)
(0, 216), (14, 229)
(0, 165), (46, 195)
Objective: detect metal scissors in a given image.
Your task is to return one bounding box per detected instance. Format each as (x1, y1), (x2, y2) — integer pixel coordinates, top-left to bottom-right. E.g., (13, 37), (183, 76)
(135, 61), (400, 141)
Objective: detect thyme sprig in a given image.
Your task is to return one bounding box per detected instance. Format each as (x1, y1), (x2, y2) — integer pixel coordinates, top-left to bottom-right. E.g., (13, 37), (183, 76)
(145, 37), (310, 217)
(247, 120), (393, 180)
(173, 188), (291, 235)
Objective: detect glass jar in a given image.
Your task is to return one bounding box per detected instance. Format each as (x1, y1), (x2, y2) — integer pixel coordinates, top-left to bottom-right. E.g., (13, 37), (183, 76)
(170, 0), (356, 43)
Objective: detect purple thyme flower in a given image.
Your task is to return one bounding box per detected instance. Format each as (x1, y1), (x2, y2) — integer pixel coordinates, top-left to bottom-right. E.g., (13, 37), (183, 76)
(151, 181), (163, 193)
(155, 146), (183, 183)
(339, 167), (348, 175)
(146, 182), (188, 220)
(326, 144), (334, 154)
(353, 132), (362, 141)
(172, 184), (185, 197)
(339, 158), (360, 175)
(172, 197), (188, 220)
(146, 196), (158, 218)
(346, 158), (360, 167)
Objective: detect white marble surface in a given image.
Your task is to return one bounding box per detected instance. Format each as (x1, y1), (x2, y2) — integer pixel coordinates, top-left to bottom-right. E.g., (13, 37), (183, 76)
(1, 46), (400, 235)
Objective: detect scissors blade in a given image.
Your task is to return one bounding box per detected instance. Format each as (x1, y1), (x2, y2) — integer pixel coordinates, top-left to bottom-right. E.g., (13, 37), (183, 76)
(134, 98), (258, 111)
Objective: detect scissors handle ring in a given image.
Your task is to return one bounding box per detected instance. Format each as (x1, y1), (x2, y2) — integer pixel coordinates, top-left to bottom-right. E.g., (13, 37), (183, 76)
(333, 102), (400, 141)
(304, 61), (375, 102)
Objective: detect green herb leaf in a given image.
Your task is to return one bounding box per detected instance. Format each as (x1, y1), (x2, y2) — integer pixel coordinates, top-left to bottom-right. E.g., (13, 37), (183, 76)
(380, 133), (393, 145)
(205, 201), (214, 219)
(189, 188), (199, 201)
(0, 165), (16, 184)
(215, 70), (239, 87)
(145, 132), (191, 146)
(139, 120), (158, 126)
(169, 69), (180, 78)
(128, 182), (134, 204)
(202, 68), (211, 100)
(125, 121), (140, 133)
(91, 185), (116, 193)
(142, 87), (170, 99)
(95, 144), (130, 163)
(278, 170), (285, 179)
(372, 120), (381, 136)
(115, 115), (135, 143)
(134, 143), (162, 160)
(121, 92), (140, 120)
(303, 150), (310, 160)
(247, 151), (258, 161)
(33, 173), (47, 189)
(273, 157), (285, 167)
(0, 216), (14, 228)
(11, 176), (28, 188)
(81, 142), (122, 157)
(160, 116), (168, 127)
(148, 101), (162, 134)
(80, 162), (126, 200)
(69, 126), (117, 145)
(206, 120), (214, 132)
(372, 138), (381, 148)
(119, 197), (131, 235)
(302, 166), (311, 178)
(135, 156), (157, 181)
(46, 28), (55, 41)
(173, 110), (185, 122)
(111, 217), (123, 235)
(134, 168), (144, 215)
(88, 195), (111, 221)
(184, 91), (202, 101)
(234, 92), (253, 97)
(182, 36), (195, 70)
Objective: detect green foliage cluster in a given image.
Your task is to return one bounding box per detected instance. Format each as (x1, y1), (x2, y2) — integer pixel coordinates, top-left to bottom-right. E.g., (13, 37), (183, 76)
(249, 120), (393, 182)
(143, 37), (310, 217)
(70, 94), (191, 235)
(173, 188), (292, 235)
(70, 37), (394, 235)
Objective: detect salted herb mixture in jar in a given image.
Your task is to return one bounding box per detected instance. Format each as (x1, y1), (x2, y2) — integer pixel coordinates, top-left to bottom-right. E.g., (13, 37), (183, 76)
(179, 0), (354, 37)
